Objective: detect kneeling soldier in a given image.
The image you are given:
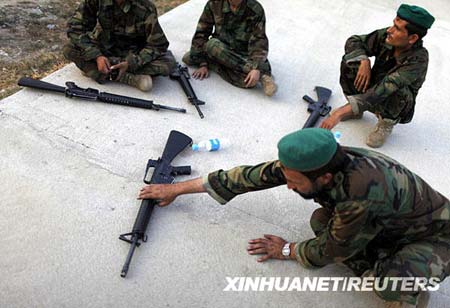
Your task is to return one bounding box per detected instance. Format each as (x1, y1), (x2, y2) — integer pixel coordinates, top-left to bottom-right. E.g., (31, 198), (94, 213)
(140, 128), (450, 307)
(63, 0), (176, 92)
(183, 0), (277, 96)
(321, 4), (434, 148)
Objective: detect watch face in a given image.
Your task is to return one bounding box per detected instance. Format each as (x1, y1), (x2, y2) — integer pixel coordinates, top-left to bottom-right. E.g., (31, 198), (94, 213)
(282, 244), (290, 256)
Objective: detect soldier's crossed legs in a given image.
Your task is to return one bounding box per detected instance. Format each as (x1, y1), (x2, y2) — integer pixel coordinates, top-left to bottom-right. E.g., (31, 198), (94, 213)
(63, 42), (176, 82)
(183, 38), (272, 88)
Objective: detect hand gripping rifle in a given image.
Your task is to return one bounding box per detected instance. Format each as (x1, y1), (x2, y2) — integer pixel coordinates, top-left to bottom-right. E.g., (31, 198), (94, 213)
(302, 86), (332, 128)
(119, 130), (193, 278)
(18, 77), (186, 113)
(170, 63), (205, 119)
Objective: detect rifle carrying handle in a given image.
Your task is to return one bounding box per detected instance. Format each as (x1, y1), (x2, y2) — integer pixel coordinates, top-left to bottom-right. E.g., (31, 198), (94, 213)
(18, 77), (66, 94)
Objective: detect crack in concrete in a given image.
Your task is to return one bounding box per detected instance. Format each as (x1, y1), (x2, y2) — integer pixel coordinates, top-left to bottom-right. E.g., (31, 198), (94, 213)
(229, 205), (302, 235)
(1, 110), (135, 182)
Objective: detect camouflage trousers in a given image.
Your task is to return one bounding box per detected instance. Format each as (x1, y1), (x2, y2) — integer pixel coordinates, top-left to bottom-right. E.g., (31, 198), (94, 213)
(311, 207), (450, 305)
(340, 60), (415, 123)
(182, 38), (272, 88)
(63, 42), (176, 82)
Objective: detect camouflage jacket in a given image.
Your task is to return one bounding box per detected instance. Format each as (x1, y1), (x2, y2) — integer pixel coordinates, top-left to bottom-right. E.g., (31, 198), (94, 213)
(344, 28), (429, 123)
(190, 0), (269, 71)
(67, 0), (170, 72)
(203, 147), (450, 268)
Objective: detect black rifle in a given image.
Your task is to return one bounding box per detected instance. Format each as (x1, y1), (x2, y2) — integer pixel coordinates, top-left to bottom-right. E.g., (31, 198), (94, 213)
(18, 77), (186, 113)
(119, 130), (192, 278)
(302, 86), (332, 128)
(170, 63), (205, 119)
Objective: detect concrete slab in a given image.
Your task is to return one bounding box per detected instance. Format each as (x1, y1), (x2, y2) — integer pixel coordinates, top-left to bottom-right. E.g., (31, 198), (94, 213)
(1, 0), (450, 307)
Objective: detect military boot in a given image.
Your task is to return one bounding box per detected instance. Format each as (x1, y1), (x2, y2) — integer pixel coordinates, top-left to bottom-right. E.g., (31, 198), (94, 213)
(260, 74), (277, 97)
(384, 292), (429, 308)
(366, 117), (396, 148)
(119, 73), (152, 92)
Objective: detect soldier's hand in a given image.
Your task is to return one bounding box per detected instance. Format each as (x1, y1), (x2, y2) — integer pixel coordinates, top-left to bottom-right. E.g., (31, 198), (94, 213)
(110, 61), (129, 81)
(192, 67), (209, 80)
(354, 59), (371, 93)
(96, 56), (111, 75)
(247, 234), (288, 262)
(138, 184), (178, 206)
(244, 69), (260, 88)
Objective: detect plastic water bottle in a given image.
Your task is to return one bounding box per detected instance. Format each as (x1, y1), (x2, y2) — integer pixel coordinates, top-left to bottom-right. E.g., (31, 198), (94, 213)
(192, 138), (230, 152)
(334, 131), (342, 143)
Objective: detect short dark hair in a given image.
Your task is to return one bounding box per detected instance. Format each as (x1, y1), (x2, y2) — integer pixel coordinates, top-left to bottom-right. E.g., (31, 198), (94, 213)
(405, 22), (428, 40)
(302, 144), (350, 181)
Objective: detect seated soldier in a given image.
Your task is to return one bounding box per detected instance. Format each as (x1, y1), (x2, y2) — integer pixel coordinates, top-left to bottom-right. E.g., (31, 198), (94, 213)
(183, 0), (277, 96)
(63, 0), (176, 92)
(139, 128), (450, 308)
(321, 4), (434, 148)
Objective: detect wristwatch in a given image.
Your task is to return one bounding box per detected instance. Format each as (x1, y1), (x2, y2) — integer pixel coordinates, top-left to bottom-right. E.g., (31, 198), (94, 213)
(282, 242), (291, 258)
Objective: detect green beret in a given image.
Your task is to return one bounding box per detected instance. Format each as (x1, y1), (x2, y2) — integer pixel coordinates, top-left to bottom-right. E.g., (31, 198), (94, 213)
(277, 128), (337, 172)
(397, 4), (435, 29)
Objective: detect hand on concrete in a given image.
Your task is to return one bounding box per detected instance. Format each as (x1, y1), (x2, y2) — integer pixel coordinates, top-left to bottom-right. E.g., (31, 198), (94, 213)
(354, 59), (371, 92)
(96, 56), (111, 75)
(138, 184), (178, 206)
(192, 66), (209, 80)
(244, 69), (260, 88)
(247, 234), (287, 262)
(110, 61), (129, 81)
(320, 112), (340, 130)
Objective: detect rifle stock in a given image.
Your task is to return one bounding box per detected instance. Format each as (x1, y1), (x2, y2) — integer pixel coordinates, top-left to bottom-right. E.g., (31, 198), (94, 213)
(302, 86), (332, 128)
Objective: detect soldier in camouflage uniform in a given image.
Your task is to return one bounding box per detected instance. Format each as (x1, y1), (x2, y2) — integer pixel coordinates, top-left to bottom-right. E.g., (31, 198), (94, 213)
(182, 0), (277, 96)
(63, 0), (176, 92)
(139, 128), (450, 308)
(321, 4), (435, 148)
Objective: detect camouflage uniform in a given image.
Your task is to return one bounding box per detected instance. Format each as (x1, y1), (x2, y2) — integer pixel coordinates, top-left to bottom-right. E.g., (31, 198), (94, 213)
(63, 0), (176, 81)
(203, 147), (450, 305)
(183, 0), (272, 88)
(341, 28), (429, 123)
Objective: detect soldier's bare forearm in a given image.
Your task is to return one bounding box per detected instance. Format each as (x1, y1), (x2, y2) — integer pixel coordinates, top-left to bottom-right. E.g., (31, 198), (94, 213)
(173, 177), (206, 196)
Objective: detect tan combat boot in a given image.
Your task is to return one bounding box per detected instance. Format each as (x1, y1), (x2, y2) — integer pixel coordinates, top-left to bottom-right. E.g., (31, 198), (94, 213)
(384, 292), (429, 308)
(366, 117), (396, 148)
(260, 74), (277, 97)
(119, 73), (152, 92)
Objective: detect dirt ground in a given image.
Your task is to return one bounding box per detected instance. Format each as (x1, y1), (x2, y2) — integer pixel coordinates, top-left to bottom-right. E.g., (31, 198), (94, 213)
(0, 0), (187, 100)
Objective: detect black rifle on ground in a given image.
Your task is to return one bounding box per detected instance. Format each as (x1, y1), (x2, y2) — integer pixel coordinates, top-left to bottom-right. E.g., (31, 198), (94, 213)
(170, 63), (205, 119)
(18, 77), (186, 113)
(302, 86), (332, 128)
(119, 130), (192, 278)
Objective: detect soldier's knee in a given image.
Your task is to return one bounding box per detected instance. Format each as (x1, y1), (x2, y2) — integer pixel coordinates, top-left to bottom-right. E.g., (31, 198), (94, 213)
(182, 52), (193, 66)
(310, 208), (333, 236)
(62, 43), (78, 62)
(205, 38), (225, 58)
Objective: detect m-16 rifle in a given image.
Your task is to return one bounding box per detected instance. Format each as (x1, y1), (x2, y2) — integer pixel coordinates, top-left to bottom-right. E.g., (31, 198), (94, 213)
(119, 130), (192, 278)
(18, 77), (186, 113)
(170, 63), (205, 119)
(302, 86), (332, 128)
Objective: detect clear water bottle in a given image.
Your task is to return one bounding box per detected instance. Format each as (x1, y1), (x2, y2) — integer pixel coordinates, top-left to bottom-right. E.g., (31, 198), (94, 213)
(192, 138), (230, 152)
(334, 131), (342, 143)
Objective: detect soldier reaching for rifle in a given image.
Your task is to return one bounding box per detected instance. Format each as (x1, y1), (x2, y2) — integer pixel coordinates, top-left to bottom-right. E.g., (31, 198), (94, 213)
(320, 4), (435, 148)
(63, 0), (176, 92)
(182, 0), (277, 96)
(139, 128), (450, 308)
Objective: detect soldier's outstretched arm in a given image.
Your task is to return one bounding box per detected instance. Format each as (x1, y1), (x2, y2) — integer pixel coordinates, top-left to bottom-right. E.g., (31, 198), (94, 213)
(138, 161), (287, 206)
(138, 178), (205, 207)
